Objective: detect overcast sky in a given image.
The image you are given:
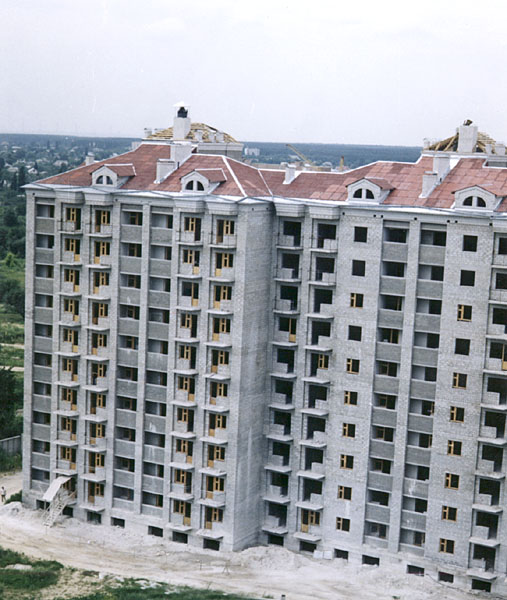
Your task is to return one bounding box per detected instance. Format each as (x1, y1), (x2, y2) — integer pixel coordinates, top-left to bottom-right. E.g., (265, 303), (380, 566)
(1, 0), (506, 145)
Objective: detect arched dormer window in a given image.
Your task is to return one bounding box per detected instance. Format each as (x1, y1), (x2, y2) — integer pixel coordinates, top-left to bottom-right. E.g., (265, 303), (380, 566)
(185, 180), (205, 191)
(454, 187), (498, 211)
(463, 195), (486, 208)
(353, 188), (375, 200)
(96, 175), (113, 185)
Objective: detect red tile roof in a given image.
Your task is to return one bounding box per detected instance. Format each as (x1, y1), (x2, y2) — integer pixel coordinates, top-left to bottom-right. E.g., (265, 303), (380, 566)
(37, 145), (507, 211)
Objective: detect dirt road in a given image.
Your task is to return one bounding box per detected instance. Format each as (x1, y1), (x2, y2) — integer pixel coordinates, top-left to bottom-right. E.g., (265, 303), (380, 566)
(0, 472), (476, 600)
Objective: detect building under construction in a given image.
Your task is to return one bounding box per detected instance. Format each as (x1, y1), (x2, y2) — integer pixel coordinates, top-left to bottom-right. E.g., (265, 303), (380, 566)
(23, 108), (507, 594)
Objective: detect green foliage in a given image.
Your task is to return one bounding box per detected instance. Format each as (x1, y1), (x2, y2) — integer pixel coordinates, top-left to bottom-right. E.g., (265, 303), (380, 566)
(0, 368), (22, 438)
(0, 345), (24, 368)
(0, 256), (25, 317)
(5, 490), (22, 504)
(0, 568), (59, 591)
(0, 321), (24, 344)
(0, 451), (21, 473)
(58, 585), (259, 600)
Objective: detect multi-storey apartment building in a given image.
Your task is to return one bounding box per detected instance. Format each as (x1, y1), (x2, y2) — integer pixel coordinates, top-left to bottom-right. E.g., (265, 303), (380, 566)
(23, 112), (507, 594)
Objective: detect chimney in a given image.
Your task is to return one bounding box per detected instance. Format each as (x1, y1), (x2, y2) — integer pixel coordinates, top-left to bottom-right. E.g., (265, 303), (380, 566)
(457, 122), (478, 154)
(496, 142), (506, 156)
(85, 152), (95, 166)
(283, 163), (297, 185)
(173, 104), (191, 140)
(144, 128), (153, 138)
(155, 159), (176, 183)
(155, 144), (193, 183)
(216, 131), (224, 143)
(170, 143), (193, 164)
(421, 171), (439, 197)
(433, 153), (450, 181)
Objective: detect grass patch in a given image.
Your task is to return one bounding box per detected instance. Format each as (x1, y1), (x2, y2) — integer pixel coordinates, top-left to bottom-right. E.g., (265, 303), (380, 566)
(0, 547), (63, 597)
(57, 581), (261, 600)
(0, 320), (24, 344)
(0, 450), (22, 473)
(0, 345), (24, 368)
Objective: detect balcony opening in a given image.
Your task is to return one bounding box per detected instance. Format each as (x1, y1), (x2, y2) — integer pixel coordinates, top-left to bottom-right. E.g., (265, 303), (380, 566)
(311, 320), (331, 345)
(274, 379), (293, 404)
(313, 288), (332, 313)
(308, 384), (327, 408)
(304, 447), (324, 471)
(306, 416), (326, 439)
(316, 223), (336, 247)
(302, 478), (322, 501)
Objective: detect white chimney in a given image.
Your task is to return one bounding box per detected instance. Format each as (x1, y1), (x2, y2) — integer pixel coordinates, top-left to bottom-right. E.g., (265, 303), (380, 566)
(421, 171), (439, 197)
(156, 159), (176, 183)
(173, 105), (191, 140)
(216, 131), (224, 143)
(496, 142), (506, 156)
(194, 130), (203, 142)
(170, 143), (193, 164)
(144, 128), (153, 138)
(433, 153), (450, 181)
(85, 152), (95, 166)
(457, 123), (478, 154)
(283, 163), (297, 184)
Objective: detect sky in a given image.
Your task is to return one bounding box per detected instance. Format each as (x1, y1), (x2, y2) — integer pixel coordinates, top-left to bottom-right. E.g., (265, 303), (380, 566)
(1, 0), (506, 145)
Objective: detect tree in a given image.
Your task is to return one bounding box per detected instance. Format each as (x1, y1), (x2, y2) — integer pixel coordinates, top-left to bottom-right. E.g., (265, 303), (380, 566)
(0, 367), (21, 438)
(9, 172), (18, 191)
(18, 166), (26, 188)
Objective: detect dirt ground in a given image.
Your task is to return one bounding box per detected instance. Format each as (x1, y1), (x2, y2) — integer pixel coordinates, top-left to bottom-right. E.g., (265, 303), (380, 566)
(0, 471), (479, 600)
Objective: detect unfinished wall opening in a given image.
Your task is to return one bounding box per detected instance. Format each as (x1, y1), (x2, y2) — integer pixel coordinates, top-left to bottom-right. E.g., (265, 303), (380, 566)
(478, 478), (500, 505)
(281, 220), (302, 246)
(302, 478), (322, 501)
(407, 565), (424, 576)
(313, 288), (333, 313)
(86, 511), (102, 524)
(203, 538), (220, 551)
(314, 256), (335, 281)
(471, 579), (491, 592)
(267, 502), (287, 527)
(472, 544), (496, 572)
(310, 320), (331, 345)
(280, 285), (299, 311)
(271, 441), (291, 466)
(267, 533), (284, 546)
(362, 555), (380, 566)
(305, 416), (326, 440)
(315, 222), (336, 248)
(299, 541), (317, 554)
(172, 531), (188, 544)
(486, 376), (507, 405)
(148, 526), (163, 537)
(281, 253), (300, 278)
(304, 447), (324, 471)
(274, 379), (293, 404)
(438, 572), (454, 583)
(111, 517), (125, 528)
(307, 384), (327, 408)
(269, 471), (289, 496)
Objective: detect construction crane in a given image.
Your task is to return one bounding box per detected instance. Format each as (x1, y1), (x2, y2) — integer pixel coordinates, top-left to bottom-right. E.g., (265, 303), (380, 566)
(285, 144), (317, 167)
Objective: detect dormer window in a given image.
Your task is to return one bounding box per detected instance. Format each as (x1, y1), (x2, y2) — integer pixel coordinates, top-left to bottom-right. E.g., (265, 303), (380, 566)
(463, 195), (486, 208)
(347, 178), (393, 204)
(185, 180), (205, 191)
(353, 188), (375, 200)
(454, 186), (499, 211)
(96, 175), (113, 185)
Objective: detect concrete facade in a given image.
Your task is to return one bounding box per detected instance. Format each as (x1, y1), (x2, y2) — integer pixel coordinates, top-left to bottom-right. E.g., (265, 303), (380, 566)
(22, 121), (507, 594)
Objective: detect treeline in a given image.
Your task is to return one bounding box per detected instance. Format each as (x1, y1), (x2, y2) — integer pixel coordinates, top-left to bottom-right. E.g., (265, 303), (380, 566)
(0, 191), (25, 317)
